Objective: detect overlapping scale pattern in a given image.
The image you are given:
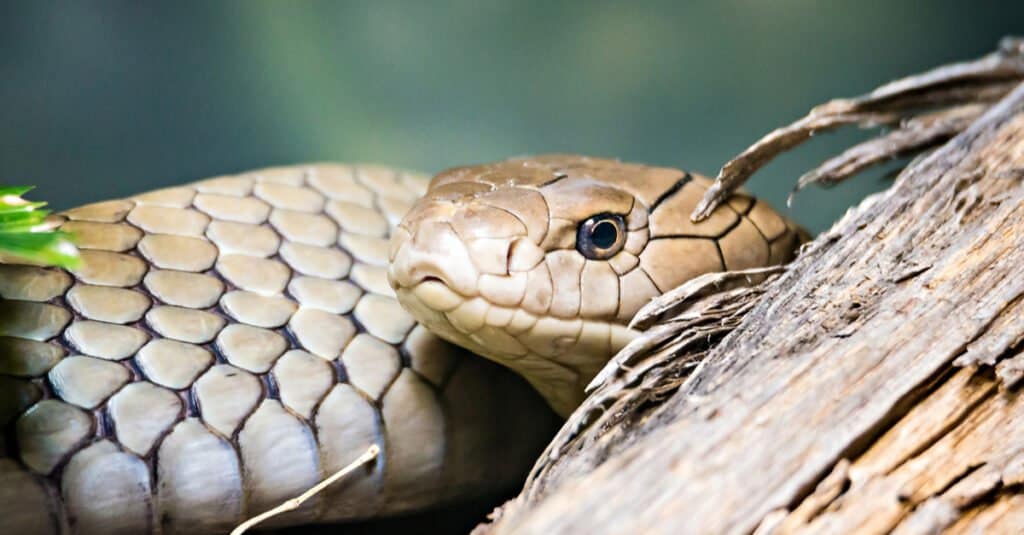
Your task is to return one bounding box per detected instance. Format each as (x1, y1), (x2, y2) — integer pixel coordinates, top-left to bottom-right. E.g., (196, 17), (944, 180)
(0, 164), (556, 534)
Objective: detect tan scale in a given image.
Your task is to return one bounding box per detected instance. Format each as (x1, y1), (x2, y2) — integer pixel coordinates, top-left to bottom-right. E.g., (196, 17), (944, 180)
(134, 339), (212, 389)
(107, 381), (183, 456)
(280, 241), (352, 279)
(219, 290), (298, 328)
(0, 336), (64, 377)
(144, 269), (224, 308)
(0, 156), (802, 533)
(205, 221), (281, 257)
(272, 349), (335, 418)
(216, 254), (291, 293)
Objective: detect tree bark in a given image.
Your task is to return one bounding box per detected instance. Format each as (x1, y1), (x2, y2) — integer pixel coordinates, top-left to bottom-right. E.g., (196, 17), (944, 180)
(477, 39), (1024, 534)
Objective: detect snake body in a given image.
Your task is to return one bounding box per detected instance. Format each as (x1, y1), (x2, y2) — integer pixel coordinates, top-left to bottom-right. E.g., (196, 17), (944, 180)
(0, 155), (802, 534)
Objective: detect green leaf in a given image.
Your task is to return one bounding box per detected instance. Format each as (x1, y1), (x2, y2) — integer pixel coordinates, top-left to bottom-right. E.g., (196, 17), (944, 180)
(0, 186), (80, 269)
(0, 186), (35, 197)
(0, 201), (48, 216)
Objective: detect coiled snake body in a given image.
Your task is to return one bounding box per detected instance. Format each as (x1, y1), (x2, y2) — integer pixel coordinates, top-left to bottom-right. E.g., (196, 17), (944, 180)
(0, 155), (802, 533)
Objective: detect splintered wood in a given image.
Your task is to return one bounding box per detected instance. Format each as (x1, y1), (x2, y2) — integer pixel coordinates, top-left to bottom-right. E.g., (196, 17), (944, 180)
(693, 36), (1024, 221)
(477, 38), (1024, 535)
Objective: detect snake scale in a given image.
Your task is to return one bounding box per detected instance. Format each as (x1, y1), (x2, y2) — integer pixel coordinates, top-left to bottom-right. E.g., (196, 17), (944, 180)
(0, 154), (803, 534)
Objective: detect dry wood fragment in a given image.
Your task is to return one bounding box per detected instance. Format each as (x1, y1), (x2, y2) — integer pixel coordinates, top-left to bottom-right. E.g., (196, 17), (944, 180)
(692, 37), (1024, 221)
(476, 37), (1024, 535)
(793, 104), (986, 193)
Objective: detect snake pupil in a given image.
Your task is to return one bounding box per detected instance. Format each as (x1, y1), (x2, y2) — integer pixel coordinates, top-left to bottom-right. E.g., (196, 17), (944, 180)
(577, 213), (626, 260)
(591, 220), (618, 249)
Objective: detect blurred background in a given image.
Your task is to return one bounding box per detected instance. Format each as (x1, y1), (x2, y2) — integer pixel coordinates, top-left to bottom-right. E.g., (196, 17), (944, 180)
(1, 1), (1021, 233)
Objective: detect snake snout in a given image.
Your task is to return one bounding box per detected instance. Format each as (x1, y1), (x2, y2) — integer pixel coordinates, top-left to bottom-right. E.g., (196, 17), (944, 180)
(388, 218), (481, 299)
(390, 192), (538, 301)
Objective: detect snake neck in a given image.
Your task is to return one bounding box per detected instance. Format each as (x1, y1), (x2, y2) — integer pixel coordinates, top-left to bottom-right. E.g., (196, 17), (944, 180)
(394, 283), (637, 417)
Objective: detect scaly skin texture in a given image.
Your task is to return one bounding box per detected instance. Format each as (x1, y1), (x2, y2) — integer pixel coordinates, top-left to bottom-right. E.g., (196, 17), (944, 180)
(390, 155), (804, 416)
(0, 164), (558, 534)
(0, 155), (801, 534)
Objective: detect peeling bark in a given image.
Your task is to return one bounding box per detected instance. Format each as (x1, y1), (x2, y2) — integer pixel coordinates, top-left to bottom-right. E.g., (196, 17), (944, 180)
(476, 38), (1024, 535)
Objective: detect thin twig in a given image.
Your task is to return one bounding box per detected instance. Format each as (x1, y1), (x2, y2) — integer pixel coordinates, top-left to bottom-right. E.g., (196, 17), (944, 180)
(230, 444), (381, 535)
(792, 103), (987, 194)
(691, 37), (1024, 222)
(691, 112), (895, 221)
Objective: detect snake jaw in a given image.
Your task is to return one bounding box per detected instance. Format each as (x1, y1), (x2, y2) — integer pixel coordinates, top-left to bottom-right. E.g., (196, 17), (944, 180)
(394, 277), (638, 417)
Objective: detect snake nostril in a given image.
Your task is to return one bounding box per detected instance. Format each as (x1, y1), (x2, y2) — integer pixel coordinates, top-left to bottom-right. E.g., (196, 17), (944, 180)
(408, 266), (451, 288)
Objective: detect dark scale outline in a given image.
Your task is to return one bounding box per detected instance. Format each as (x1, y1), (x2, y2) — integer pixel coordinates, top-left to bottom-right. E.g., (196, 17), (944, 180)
(745, 199), (791, 242)
(536, 172), (569, 189)
(648, 172), (694, 213)
(647, 198), (745, 242)
(12, 185), (223, 526)
(741, 203), (774, 249)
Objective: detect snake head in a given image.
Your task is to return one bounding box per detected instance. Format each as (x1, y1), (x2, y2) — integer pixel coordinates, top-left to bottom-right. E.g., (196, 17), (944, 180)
(389, 154), (801, 416)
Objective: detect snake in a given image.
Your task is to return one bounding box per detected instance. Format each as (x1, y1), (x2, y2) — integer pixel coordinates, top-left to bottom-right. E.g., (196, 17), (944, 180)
(0, 154), (803, 534)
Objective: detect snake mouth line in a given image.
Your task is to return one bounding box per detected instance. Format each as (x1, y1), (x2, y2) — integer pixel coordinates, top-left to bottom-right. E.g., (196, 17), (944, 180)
(395, 280), (537, 357)
(395, 279), (637, 364)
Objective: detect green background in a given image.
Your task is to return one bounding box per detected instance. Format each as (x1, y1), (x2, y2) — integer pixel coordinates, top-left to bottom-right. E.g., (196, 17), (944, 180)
(1, 1), (1021, 232)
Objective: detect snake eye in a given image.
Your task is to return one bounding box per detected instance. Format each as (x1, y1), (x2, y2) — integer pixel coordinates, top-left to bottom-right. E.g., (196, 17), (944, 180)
(576, 213), (626, 260)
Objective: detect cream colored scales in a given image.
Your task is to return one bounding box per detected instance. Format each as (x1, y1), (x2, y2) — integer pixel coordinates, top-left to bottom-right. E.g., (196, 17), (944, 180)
(0, 155), (802, 533)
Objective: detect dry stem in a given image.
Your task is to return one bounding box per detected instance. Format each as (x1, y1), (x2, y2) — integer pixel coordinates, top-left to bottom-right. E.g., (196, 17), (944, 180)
(229, 444), (380, 535)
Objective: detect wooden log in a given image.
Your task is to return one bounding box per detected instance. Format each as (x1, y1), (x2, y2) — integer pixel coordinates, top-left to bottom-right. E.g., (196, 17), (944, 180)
(477, 39), (1024, 535)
